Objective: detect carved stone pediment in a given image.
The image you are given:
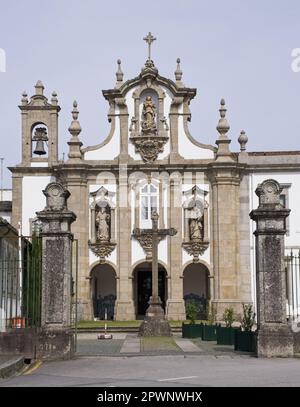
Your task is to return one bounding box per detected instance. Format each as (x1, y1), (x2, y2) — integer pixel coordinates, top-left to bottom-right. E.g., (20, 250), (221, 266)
(88, 240), (116, 264)
(43, 182), (70, 211)
(182, 239), (209, 263)
(130, 134), (168, 163)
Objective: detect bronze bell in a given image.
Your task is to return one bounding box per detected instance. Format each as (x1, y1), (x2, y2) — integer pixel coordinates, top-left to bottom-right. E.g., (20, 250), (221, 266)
(33, 139), (46, 155)
(32, 127), (48, 155)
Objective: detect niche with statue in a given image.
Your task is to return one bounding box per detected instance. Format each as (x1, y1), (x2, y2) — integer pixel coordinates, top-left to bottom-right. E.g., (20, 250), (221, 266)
(182, 185), (209, 262)
(129, 88), (169, 163)
(88, 187), (116, 263)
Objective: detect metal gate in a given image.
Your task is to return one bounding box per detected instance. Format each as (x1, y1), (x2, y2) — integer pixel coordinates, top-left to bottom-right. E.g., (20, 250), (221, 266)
(0, 235), (79, 338)
(0, 235), (42, 331)
(285, 248), (300, 322)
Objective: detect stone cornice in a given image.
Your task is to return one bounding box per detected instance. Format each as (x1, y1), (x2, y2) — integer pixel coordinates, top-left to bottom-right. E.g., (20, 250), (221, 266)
(103, 73), (196, 102)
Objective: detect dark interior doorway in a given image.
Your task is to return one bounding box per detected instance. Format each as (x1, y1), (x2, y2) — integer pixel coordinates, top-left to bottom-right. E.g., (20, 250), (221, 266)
(134, 263), (167, 316)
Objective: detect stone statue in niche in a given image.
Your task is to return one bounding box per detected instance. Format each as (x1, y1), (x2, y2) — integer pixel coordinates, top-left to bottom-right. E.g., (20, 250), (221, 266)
(189, 201), (204, 241)
(141, 96), (157, 134)
(96, 205), (110, 242)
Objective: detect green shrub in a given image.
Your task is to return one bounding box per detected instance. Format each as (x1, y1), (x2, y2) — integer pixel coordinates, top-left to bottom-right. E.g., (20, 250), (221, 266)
(241, 303), (256, 332)
(185, 300), (199, 324)
(223, 307), (235, 328)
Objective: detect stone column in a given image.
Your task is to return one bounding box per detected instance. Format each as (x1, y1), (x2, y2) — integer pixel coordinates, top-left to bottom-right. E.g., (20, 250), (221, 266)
(65, 170), (90, 321)
(207, 99), (251, 319)
(36, 182), (76, 359)
(166, 176), (186, 320)
(208, 163), (244, 318)
(114, 168), (135, 320)
(250, 179), (294, 357)
(117, 98), (129, 161)
(169, 97), (183, 162)
(11, 173), (23, 229)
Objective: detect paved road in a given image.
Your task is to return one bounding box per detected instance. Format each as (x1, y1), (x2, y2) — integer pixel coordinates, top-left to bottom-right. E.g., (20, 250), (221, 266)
(0, 355), (300, 387)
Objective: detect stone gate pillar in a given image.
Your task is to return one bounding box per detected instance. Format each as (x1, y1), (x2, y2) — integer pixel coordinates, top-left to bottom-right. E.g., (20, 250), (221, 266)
(250, 179), (294, 357)
(36, 182), (76, 359)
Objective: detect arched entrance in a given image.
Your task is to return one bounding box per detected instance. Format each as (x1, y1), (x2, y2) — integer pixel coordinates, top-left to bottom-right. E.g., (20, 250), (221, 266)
(90, 263), (116, 320)
(183, 263), (210, 319)
(133, 262), (168, 317)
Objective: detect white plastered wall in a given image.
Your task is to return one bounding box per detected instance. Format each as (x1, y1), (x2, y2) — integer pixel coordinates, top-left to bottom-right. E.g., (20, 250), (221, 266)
(22, 175), (54, 236)
(84, 109), (120, 160)
(177, 102), (214, 159)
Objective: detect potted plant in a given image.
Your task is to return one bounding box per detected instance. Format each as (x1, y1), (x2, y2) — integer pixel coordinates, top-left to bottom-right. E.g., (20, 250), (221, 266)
(182, 300), (203, 338)
(202, 303), (218, 341)
(234, 303), (256, 352)
(216, 307), (236, 345)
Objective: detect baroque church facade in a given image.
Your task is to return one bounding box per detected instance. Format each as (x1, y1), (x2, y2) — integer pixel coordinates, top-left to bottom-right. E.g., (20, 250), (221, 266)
(9, 35), (300, 321)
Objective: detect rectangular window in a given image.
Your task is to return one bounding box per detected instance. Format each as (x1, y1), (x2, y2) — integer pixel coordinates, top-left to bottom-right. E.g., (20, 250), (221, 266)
(280, 194), (286, 207)
(279, 184), (291, 236)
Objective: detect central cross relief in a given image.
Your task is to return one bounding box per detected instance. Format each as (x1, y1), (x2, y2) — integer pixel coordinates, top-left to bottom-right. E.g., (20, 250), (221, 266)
(132, 211), (177, 336)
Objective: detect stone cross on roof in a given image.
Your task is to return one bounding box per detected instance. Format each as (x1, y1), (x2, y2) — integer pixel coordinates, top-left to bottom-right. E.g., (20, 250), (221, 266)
(143, 32), (156, 60)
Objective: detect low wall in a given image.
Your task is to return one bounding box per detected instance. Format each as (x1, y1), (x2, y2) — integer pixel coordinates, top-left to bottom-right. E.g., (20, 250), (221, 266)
(0, 328), (75, 360)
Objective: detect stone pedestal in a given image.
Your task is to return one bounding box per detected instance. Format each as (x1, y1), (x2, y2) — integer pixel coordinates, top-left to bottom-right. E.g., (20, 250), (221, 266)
(256, 325), (294, 358)
(250, 179), (294, 357)
(166, 299), (186, 321)
(36, 182), (76, 359)
(139, 296), (172, 336)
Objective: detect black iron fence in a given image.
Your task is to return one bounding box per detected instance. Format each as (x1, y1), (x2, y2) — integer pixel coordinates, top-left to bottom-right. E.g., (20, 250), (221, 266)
(285, 248), (300, 321)
(0, 235), (42, 331)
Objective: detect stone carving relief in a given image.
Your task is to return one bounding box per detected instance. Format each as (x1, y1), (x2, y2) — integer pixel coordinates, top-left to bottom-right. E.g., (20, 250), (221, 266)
(96, 206), (111, 242)
(141, 96), (157, 135)
(255, 179), (283, 207)
(43, 182), (70, 211)
(189, 200), (204, 240)
(132, 231), (164, 261)
(88, 187), (116, 263)
(130, 89), (169, 163)
(182, 186), (209, 262)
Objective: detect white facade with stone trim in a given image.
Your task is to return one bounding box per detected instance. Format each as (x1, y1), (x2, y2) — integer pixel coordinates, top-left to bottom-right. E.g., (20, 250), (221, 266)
(8, 37), (300, 321)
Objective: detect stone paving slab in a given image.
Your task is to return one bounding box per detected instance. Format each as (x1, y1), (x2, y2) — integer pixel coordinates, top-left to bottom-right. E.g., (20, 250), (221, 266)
(120, 334), (140, 353)
(76, 337), (124, 355)
(77, 333), (127, 340)
(174, 337), (203, 352)
(75, 332), (254, 357)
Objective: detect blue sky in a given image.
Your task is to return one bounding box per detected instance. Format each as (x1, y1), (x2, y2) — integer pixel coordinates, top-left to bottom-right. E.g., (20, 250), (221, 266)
(1, 0), (300, 185)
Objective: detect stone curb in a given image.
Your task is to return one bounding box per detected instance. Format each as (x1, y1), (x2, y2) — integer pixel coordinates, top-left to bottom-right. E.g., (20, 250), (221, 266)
(0, 357), (25, 379)
(75, 327), (182, 333)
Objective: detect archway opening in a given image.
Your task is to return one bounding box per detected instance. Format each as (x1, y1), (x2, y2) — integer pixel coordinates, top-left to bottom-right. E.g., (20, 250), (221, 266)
(183, 263), (210, 320)
(133, 262), (168, 318)
(90, 263), (116, 320)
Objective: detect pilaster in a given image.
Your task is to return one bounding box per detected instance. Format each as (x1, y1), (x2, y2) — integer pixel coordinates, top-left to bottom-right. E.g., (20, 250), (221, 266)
(166, 176), (185, 320)
(115, 170), (135, 320)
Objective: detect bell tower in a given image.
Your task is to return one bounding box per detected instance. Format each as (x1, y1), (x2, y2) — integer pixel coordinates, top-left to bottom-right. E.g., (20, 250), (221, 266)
(19, 80), (60, 166)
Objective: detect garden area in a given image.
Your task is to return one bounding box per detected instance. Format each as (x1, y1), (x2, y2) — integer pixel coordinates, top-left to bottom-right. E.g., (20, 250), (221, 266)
(182, 301), (257, 353)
